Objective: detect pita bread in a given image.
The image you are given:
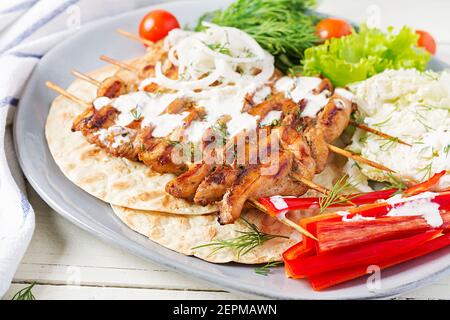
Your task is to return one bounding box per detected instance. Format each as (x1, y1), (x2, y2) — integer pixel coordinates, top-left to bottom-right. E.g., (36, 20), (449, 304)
(45, 64), (217, 214)
(112, 205), (296, 264)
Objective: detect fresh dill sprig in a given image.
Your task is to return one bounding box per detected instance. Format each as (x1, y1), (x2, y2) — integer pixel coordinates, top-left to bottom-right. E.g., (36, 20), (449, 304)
(254, 260), (284, 276)
(378, 136), (400, 151)
(12, 282), (36, 300)
(196, 0), (319, 72)
(418, 162), (433, 180)
(444, 144), (450, 157)
(192, 217), (289, 258)
(318, 175), (356, 213)
(384, 173), (408, 195)
(130, 105), (142, 121)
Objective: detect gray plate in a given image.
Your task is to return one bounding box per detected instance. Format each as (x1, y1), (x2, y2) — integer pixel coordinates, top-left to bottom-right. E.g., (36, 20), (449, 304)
(15, 0), (450, 299)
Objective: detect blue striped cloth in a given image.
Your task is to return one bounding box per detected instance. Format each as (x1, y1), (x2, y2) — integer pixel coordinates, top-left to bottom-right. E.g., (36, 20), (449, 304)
(0, 0), (172, 297)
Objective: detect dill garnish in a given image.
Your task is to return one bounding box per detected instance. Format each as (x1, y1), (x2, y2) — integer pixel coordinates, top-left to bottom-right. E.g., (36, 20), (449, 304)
(211, 122), (229, 145)
(130, 105), (142, 121)
(270, 119), (280, 127)
(192, 218), (288, 258)
(12, 282), (36, 300)
(318, 176), (356, 213)
(254, 260), (284, 276)
(378, 136), (400, 151)
(418, 162), (433, 180)
(384, 173), (408, 195)
(196, 0), (319, 72)
(444, 144), (450, 157)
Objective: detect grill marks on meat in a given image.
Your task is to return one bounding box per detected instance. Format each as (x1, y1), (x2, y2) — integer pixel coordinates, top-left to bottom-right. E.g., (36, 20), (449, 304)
(72, 65), (353, 224)
(97, 76), (133, 98)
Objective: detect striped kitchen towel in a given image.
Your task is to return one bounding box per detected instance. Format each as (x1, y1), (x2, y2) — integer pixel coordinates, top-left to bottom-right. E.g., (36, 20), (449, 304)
(0, 0), (175, 298)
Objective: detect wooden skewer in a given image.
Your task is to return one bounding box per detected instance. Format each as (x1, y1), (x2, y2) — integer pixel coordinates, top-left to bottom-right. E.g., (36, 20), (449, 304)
(46, 81), (91, 109)
(100, 55), (139, 73)
(248, 199), (317, 240)
(328, 144), (396, 173)
(46, 78), (326, 240)
(71, 69), (100, 86)
(117, 29), (154, 47)
(350, 120), (412, 147)
(290, 172), (354, 206)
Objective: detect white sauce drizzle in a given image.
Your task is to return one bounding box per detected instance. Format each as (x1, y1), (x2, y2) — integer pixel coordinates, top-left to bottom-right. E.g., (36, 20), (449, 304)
(275, 76), (330, 118)
(146, 112), (189, 138)
(93, 96), (111, 110)
(269, 196), (289, 210)
(337, 211), (376, 222)
(252, 86), (271, 104)
(260, 110), (282, 127)
(335, 88), (354, 101)
(386, 196), (442, 227)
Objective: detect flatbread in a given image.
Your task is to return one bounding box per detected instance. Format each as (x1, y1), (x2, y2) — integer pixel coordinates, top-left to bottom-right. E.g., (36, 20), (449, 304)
(112, 205), (296, 264)
(45, 64), (217, 214)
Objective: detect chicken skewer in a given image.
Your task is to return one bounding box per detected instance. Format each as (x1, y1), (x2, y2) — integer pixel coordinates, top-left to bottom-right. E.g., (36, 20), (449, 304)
(68, 69), (361, 205)
(95, 56), (396, 176)
(46, 80), (318, 239)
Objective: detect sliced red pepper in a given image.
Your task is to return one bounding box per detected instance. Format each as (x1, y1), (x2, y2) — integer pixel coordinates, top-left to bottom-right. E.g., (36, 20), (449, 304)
(282, 241), (315, 261)
(404, 170), (446, 196)
(283, 243), (316, 278)
(260, 171), (447, 214)
(316, 211), (450, 253)
(285, 230), (442, 278)
(259, 189), (398, 214)
(309, 233), (450, 291)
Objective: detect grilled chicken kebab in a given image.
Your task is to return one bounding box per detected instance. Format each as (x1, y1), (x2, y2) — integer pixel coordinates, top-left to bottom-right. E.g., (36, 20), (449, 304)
(70, 26), (354, 224)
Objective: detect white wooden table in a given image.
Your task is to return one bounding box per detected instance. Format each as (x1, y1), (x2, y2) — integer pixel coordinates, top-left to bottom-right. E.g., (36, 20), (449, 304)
(4, 0), (450, 300)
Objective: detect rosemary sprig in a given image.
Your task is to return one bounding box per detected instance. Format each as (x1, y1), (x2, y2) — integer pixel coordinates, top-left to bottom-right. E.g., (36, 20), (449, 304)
(192, 218), (289, 258)
(12, 282), (36, 300)
(254, 260), (284, 276)
(318, 175), (356, 213)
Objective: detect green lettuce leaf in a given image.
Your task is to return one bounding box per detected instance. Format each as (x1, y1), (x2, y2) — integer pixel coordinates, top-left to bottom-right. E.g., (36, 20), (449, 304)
(301, 25), (431, 87)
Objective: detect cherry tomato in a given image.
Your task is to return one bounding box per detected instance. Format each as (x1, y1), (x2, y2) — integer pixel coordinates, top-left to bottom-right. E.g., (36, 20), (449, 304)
(139, 9), (180, 43)
(316, 18), (353, 40)
(416, 30), (436, 55)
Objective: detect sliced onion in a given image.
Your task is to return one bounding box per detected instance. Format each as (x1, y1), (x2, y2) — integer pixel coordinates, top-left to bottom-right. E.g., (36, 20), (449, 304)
(153, 61), (223, 90)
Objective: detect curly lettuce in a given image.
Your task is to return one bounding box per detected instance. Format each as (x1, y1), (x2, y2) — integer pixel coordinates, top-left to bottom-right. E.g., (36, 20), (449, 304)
(301, 25), (431, 87)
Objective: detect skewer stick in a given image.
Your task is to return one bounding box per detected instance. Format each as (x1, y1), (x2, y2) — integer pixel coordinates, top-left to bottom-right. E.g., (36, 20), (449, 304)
(291, 173), (354, 206)
(117, 29), (154, 47)
(45, 81), (91, 109)
(100, 55), (139, 73)
(248, 199), (317, 240)
(71, 69), (100, 86)
(350, 120), (412, 147)
(327, 144), (396, 173)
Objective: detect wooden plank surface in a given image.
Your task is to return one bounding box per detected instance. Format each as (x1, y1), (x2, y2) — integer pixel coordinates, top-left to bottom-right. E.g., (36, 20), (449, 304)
(4, 0), (450, 300)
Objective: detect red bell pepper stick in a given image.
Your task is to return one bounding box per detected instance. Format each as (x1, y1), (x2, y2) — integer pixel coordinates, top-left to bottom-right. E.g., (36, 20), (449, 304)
(404, 170), (447, 196)
(309, 233), (450, 291)
(260, 171), (448, 214)
(258, 189), (398, 214)
(316, 211), (450, 254)
(285, 230), (442, 278)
